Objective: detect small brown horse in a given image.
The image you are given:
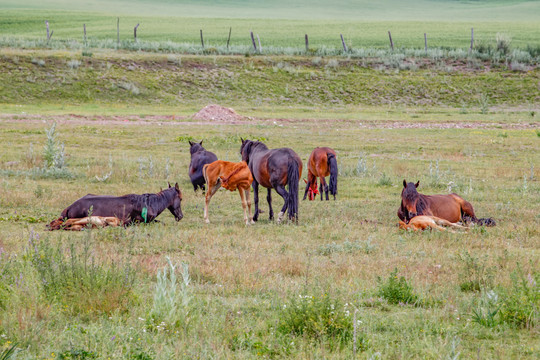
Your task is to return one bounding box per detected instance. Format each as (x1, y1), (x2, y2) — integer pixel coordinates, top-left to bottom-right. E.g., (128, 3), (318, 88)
(202, 160), (254, 225)
(398, 180), (495, 226)
(48, 216), (122, 231)
(398, 215), (467, 232)
(240, 139), (302, 223)
(303, 147), (338, 201)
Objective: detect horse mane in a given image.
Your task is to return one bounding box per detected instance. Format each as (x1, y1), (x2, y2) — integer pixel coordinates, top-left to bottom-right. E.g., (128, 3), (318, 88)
(415, 195), (428, 215)
(132, 187), (176, 212)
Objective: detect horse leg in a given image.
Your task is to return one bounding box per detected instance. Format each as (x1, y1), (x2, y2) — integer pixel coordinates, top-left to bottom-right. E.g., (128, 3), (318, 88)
(320, 176), (329, 201)
(245, 188), (255, 224)
(267, 188), (274, 221)
(252, 180), (260, 222)
(204, 179), (220, 224)
(303, 172), (315, 200)
(319, 181), (324, 201)
(274, 185), (289, 224)
(238, 189), (250, 225)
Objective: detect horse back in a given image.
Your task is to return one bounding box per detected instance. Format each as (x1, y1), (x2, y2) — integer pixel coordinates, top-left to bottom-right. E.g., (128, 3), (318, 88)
(308, 147), (335, 177)
(423, 194), (463, 223)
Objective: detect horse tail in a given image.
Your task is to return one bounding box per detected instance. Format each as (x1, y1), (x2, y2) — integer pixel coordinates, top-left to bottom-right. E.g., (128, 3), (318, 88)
(327, 153), (338, 198)
(287, 158), (300, 222)
(477, 217), (497, 227)
(202, 164), (210, 186)
(455, 194), (496, 227)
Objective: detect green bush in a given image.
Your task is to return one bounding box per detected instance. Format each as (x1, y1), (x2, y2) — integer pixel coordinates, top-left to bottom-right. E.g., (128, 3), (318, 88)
(277, 293), (354, 349)
(377, 268), (418, 305)
(498, 267), (539, 329)
(27, 232), (136, 316)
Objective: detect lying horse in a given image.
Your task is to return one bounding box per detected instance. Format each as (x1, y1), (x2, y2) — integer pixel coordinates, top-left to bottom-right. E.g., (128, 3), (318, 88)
(48, 216), (122, 231)
(189, 140), (218, 192)
(398, 180), (495, 226)
(240, 138), (302, 223)
(59, 183), (183, 225)
(398, 215), (467, 232)
(303, 147), (338, 201)
(202, 160), (254, 225)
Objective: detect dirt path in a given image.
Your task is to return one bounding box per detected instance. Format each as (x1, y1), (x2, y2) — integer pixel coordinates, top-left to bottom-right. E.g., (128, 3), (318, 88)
(0, 113), (538, 130)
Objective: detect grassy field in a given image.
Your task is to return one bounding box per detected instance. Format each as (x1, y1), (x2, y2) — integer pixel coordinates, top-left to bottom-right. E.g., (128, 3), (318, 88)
(0, 47), (539, 358)
(1, 0), (540, 51)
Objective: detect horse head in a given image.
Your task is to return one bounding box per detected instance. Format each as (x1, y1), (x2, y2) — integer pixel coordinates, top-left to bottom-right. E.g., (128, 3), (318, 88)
(303, 179), (319, 201)
(167, 182), (184, 221)
(189, 140), (205, 155)
(401, 179), (420, 218)
(240, 138), (253, 163)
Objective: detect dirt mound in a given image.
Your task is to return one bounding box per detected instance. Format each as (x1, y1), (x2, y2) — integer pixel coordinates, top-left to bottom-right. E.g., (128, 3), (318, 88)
(192, 104), (244, 122)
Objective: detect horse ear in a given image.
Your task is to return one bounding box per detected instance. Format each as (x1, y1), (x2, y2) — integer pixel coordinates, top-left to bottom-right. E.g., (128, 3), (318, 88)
(189, 140), (194, 146)
(240, 137), (244, 143)
(199, 140), (203, 145)
(403, 179), (407, 188)
(415, 181), (420, 188)
(175, 182), (180, 191)
(168, 182), (171, 188)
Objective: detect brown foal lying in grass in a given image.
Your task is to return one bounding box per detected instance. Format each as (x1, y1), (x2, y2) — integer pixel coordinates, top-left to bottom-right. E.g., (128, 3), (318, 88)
(398, 215), (468, 232)
(47, 216), (122, 231)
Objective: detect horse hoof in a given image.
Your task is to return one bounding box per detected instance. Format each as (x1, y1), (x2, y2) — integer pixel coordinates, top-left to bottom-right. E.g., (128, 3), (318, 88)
(277, 212), (285, 223)
(205, 219), (210, 224)
(250, 220), (255, 225)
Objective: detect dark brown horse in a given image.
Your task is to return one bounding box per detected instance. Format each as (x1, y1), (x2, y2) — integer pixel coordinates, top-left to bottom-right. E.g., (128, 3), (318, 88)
(240, 139), (302, 223)
(303, 147), (338, 201)
(398, 180), (495, 226)
(59, 183), (183, 225)
(189, 140), (218, 192)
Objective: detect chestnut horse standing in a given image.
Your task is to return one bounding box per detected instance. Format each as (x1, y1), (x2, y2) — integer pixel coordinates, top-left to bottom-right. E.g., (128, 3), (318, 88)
(202, 160), (254, 225)
(398, 180), (495, 226)
(188, 140), (218, 192)
(303, 147), (338, 201)
(240, 139), (302, 223)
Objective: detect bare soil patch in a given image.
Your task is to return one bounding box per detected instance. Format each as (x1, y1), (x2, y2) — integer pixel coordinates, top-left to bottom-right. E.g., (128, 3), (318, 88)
(192, 104), (246, 122)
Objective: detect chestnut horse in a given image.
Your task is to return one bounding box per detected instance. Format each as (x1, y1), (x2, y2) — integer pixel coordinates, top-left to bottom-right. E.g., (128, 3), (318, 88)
(189, 140), (218, 192)
(303, 147), (338, 201)
(398, 180), (495, 226)
(398, 215), (467, 232)
(59, 184), (183, 225)
(202, 160), (254, 225)
(240, 139), (302, 223)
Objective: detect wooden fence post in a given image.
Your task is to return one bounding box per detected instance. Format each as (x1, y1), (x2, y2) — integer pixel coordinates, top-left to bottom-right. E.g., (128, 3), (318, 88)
(470, 27), (474, 52)
(340, 34), (347, 52)
(250, 31), (257, 52)
(305, 34), (309, 52)
(200, 29), (204, 48)
(424, 33), (427, 53)
(134, 23), (139, 42)
(45, 21), (53, 44)
(388, 31), (394, 51)
(83, 24), (87, 46)
(227, 27), (232, 50)
(117, 18), (120, 47)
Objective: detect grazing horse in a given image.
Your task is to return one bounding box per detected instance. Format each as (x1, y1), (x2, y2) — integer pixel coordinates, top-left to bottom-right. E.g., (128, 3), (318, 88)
(398, 180), (496, 226)
(59, 183), (183, 225)
(188, 140), (218, 192)
(240, 138), (302, 223)
(48, 216), (122, 231)
(202, 160), (254, 225)
(303, 147), (338, 201)
(398, 215), (467, 232)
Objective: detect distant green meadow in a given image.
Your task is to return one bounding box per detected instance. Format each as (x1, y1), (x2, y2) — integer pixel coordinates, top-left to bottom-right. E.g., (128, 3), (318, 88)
(1, 0), (540, 51)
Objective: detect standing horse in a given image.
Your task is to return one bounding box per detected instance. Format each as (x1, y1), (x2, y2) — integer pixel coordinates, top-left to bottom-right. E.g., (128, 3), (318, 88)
(58, 183), (183, 225)
(188, 140), (218, 192)
(240, 139), (302, 223)
(303, 147), (338, 201)
(202, 160), (254, 225)
(398, 180), (495, 226)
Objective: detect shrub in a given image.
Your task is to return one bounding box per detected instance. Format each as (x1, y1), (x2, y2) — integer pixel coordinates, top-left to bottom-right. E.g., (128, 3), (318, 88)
(471, 290), (501, 328)
(277, 293), (354, 349)
(458, 252), (495, 292)
(496, 33), (511, 55)
(43, 122), (66, 169)
(498, 267), (539, 329)
(377, 268), (418, 305)
(28, 231), (135, 316)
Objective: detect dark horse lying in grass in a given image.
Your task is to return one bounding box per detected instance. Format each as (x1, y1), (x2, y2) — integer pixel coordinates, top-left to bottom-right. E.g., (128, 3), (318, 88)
(398, 180), (495, 226)
(240, 138), (302, 223)
(303, 147), (338, 201)
(189, 140), (218, 192)
(57, 183), (183, 225)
